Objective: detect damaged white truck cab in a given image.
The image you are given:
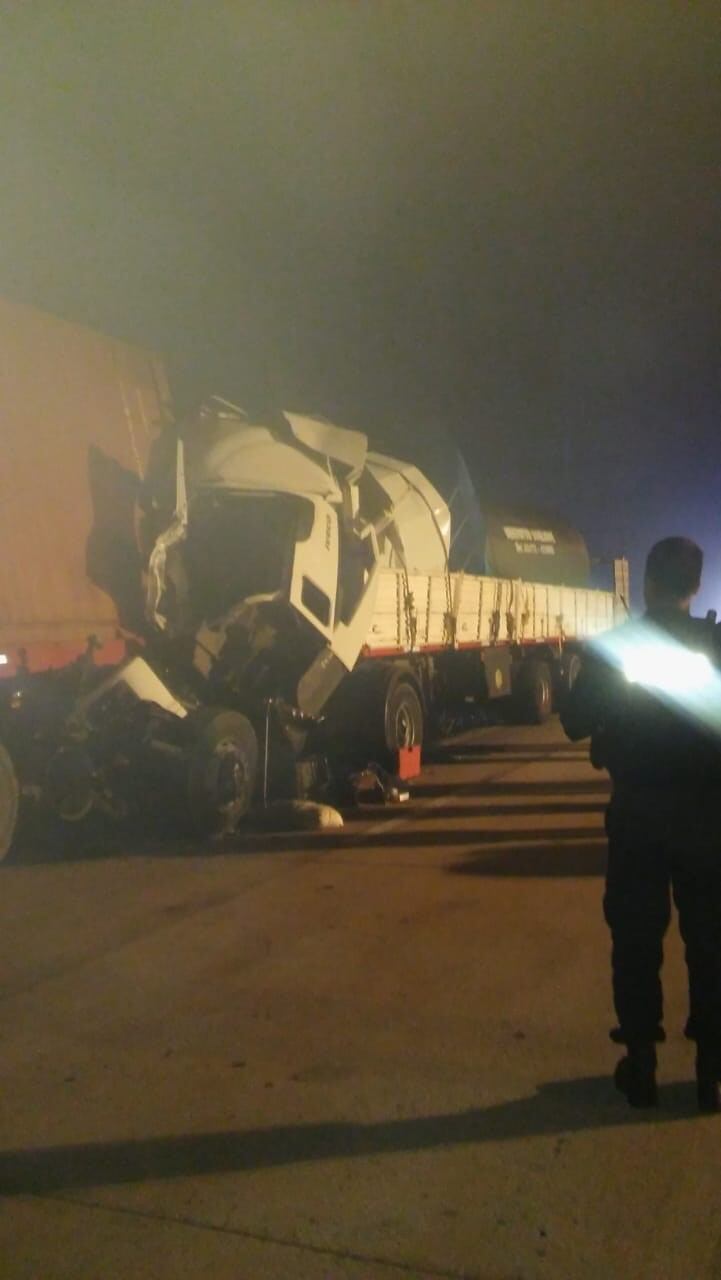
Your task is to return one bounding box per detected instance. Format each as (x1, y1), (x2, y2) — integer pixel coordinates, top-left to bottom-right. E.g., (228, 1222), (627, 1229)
(143, 401), (455, 718)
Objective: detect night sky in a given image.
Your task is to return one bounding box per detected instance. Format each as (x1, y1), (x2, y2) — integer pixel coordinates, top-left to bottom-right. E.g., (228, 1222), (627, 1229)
(1, 3), (719, 605)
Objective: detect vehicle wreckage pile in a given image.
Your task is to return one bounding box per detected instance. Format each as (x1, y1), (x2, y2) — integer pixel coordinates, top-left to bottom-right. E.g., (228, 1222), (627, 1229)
(0, 303), (623, 857)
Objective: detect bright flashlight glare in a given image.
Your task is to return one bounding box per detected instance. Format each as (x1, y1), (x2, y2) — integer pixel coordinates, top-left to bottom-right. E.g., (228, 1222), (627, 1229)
(590, 620), (721, 736)
(623, 646), (713, 695)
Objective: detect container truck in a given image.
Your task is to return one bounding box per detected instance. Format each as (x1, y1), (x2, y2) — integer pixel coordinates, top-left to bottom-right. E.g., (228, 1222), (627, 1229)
(0, 300), (626, 858)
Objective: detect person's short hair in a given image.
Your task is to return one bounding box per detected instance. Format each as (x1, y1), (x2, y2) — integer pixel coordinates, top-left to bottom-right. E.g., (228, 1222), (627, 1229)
(645, 537), (703, 599)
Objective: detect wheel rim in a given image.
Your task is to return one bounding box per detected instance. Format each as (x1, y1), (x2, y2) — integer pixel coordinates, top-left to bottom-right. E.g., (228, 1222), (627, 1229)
(539, 678), (551, 712)
(206, 740), (249, 827)
(394, 699), (417, 748)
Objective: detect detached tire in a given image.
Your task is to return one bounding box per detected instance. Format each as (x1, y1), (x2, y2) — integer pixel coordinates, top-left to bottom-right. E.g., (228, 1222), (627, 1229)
(0, 741), (19, 863)
(186, 709), (258, 837)
(514, 659), (553, 725)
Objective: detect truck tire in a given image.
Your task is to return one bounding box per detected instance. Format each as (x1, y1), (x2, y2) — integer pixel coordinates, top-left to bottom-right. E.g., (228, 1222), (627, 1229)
(380, 674), (424, 769)
(515, 659), (553, 724)
(327, 664), (424, 773)
(558, 651), (582, 708)
(563, 652), (582, 693)
(0, 741), (19, 863)
(186, 709), (258, 837)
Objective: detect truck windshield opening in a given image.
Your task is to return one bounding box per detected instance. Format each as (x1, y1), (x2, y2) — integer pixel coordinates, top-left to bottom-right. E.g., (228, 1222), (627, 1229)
(185, 493), (306, 621)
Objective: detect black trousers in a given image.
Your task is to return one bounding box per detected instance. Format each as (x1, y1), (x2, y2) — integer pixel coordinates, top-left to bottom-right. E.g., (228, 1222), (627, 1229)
(604, 787), (721, 1047)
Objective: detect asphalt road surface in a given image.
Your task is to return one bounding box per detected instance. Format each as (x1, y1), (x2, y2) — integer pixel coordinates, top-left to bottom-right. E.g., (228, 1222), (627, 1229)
(1, 718), (720, 1279)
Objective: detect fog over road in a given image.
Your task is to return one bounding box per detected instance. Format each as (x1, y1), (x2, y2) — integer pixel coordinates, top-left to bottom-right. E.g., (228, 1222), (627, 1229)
(1, 719), (718, 1279)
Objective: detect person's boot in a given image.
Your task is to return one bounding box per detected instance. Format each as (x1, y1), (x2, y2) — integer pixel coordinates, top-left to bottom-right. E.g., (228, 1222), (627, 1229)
(695, 1044), (721, 1114)
(614, 1042), (658, 1108)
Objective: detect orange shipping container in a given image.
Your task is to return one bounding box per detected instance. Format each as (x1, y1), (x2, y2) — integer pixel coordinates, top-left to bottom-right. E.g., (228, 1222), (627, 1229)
(0, 297), (169, 673)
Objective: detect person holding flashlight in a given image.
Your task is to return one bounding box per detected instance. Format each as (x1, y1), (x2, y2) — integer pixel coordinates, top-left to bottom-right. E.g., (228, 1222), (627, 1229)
(562, 537), (721, 1111)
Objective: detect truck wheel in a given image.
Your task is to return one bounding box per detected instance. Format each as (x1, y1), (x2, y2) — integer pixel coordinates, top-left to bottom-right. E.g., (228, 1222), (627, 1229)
(554, 651), (582, 717)
(0, 741), (19, 863)
(561, 651), (582, 697)
(515, 659), (553, 724)
(381, 676), (424, 768)
(563, 652), (582, 693)
(186, 709), (258, 837)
